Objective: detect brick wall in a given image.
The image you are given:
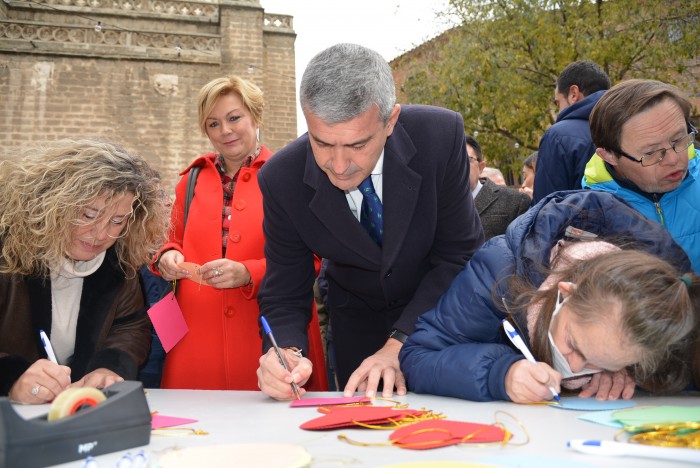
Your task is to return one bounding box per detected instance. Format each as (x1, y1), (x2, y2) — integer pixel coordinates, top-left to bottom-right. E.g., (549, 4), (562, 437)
(0, 0), (297, 193)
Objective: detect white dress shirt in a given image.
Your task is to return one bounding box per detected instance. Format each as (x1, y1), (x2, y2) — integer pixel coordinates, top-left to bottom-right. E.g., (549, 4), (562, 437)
(345, 151), (384, 221)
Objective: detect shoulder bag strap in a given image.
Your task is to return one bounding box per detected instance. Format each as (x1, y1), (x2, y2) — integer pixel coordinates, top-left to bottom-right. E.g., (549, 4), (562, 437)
(183, 165), (201, 230)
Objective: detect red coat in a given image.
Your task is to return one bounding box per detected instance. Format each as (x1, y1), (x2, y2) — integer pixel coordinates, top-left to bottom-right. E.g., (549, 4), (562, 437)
(154, 147), (327, 390)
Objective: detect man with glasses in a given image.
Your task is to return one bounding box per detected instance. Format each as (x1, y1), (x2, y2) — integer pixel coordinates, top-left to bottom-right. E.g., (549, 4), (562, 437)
(583, 79), (700, 271)
(466, 135), (530, 240)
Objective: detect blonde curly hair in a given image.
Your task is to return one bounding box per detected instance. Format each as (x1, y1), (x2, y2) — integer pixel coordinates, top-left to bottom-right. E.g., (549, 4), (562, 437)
(0, 139), (170, 278)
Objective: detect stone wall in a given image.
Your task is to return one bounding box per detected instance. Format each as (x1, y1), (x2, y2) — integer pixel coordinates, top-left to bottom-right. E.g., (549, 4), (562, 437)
(0, 0), (297, 192)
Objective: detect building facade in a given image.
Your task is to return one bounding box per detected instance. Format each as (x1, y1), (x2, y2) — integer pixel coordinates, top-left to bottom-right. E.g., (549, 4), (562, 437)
(0, 0), (297, 192)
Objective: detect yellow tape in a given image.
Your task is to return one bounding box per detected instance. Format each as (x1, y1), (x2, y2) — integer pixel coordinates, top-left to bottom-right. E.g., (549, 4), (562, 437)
(48, 387), (106, 421)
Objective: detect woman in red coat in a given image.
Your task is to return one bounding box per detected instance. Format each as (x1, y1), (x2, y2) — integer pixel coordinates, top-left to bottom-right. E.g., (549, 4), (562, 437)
(153, 76), (327, 390)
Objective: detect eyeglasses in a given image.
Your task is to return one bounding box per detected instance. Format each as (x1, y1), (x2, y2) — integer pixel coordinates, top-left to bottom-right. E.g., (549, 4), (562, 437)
(468, 156), (480, 163)
(613, 129), (696, 167)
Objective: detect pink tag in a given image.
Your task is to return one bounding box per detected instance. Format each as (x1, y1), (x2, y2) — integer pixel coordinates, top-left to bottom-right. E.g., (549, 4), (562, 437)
(290, 396), (371, 407)
(147, 292), (188, 352)
(152, 414), (198, 429)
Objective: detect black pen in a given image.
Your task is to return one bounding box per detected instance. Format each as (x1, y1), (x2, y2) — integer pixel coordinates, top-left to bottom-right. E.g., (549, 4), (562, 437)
(260, 316), (302, 400)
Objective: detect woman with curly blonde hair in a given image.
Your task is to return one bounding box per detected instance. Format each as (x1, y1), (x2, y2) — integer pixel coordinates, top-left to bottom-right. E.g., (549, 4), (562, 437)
(0, 139), (170, 404)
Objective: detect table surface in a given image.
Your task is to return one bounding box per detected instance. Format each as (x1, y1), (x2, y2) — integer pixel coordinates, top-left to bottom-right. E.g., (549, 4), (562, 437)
(10, 389), (700, 467)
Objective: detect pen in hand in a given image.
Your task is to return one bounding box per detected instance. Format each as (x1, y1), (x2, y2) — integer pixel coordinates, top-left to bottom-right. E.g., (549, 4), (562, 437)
(260, 316), (302, 400)
(502, 319), (561, 404)
(39, 329), (59, 364)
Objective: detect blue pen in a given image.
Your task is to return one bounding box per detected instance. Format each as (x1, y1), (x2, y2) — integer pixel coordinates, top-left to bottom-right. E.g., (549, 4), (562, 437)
(568, 439), (700, 463)
(260, 316), (302, 400)
(39, 329), (59, 364)
(502, 319), (561, 404)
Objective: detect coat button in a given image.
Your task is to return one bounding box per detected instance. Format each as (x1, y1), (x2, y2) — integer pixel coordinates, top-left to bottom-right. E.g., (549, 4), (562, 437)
(224, 306), (235, 318)
(241, 173), (251, 182)
(234, 200), (246, 210)
(230, 231), (241, 243)
(384, 269), (393, 278)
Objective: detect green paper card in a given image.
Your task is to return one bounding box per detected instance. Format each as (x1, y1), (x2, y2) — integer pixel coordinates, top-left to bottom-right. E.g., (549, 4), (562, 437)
(613, 406), (700, 427)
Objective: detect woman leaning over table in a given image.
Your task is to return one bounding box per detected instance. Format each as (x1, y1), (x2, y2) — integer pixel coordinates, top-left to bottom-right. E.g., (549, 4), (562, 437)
(401, 190), (700, 403)
(153, 76), (328, 390)
(0, 139), (169, 404)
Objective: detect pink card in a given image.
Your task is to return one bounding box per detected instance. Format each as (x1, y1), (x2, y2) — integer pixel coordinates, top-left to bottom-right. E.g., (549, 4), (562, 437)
(147, 292), (188, 352)
(152, 414), (198, 429)
(290, 396), (371, 407)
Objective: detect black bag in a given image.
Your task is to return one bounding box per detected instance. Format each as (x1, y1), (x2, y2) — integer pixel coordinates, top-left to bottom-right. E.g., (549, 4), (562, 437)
(158, 165), (200, 298)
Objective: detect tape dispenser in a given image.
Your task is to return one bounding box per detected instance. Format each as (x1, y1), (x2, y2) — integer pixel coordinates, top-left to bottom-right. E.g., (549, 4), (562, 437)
(0, 381), (151, 468)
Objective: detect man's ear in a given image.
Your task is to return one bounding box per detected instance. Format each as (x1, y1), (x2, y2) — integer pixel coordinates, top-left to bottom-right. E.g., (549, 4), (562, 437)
(568, 85), (584, 104)
(478, 161), (487, 175)
(596, 147), (619, 166)
(385, 104), (401, 136)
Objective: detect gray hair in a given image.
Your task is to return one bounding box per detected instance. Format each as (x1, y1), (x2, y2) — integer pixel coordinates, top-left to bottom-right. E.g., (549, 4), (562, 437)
(300, 43), (396, 124)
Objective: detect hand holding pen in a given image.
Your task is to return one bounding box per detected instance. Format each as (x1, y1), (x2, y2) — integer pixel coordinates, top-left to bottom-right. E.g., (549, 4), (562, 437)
(259, 316), (303, 400)
(502, 319), (561, 404)
(6, 331), (70, 404)
(40, 329), (59, 364)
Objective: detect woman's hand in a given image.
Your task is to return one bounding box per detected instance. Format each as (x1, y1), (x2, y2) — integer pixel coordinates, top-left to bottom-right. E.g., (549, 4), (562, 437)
(8, 359), (71, 404)
(578, 370), (635, 400)
(156, 250), (190, 281)
(200, 259), (251, 289)
(71, 368), (123, 390)
(505, 359), (561, 403)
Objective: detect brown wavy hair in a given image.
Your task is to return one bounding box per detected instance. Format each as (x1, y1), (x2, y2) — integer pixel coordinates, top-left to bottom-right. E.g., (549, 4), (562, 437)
(509, 248), (697, 394)
(0, 139), (170, 278)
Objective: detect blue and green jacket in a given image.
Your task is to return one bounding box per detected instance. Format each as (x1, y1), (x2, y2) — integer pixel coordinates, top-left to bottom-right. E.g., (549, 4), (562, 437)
(582, 148), (700, 272)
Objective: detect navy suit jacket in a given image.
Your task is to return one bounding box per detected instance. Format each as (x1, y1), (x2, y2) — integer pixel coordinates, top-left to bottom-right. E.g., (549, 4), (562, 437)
(258, 105), (484, 360)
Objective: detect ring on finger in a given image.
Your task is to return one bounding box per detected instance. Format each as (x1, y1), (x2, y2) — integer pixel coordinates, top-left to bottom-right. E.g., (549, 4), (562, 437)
(31, 385), (41, 396)
(215, 268), (223, 277)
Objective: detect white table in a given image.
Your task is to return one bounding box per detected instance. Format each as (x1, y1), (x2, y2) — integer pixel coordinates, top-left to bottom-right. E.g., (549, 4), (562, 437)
(12, 390), (700, 467)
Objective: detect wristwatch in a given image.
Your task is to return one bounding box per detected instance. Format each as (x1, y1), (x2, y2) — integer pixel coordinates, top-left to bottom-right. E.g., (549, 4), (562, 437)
(389, 329), (409, 344)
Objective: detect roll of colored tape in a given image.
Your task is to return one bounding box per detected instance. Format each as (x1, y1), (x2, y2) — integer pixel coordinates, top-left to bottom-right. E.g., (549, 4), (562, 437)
(48, 387), (107, 421)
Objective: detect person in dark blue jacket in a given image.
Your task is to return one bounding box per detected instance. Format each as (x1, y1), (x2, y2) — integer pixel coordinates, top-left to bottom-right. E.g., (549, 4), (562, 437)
(532, 62), (611, 203)
(400, 190), (699, 403)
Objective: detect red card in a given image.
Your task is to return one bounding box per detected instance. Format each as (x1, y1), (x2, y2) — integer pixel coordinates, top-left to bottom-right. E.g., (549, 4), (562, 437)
(290, 396), (371, 408)
(389, 419), (510, 450)
(300, 406), (426, 430)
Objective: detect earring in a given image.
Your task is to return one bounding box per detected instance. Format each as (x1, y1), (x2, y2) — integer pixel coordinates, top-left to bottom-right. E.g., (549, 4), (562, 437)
(255, 128), (260, 142)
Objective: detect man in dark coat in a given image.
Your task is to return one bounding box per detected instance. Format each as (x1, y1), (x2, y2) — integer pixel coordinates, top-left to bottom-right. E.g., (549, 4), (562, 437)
(532, 61), (611, 203)
(466, 135), (530, 239)
(256, 44), (484, 399)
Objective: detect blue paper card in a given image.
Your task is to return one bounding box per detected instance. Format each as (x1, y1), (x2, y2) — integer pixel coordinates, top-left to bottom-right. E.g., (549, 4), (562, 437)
(550, 397), (636, 411)
(577, 410), (625, 428)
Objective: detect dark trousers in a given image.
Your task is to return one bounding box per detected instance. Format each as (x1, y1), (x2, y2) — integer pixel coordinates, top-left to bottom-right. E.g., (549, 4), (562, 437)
(329, 305), (398, 389)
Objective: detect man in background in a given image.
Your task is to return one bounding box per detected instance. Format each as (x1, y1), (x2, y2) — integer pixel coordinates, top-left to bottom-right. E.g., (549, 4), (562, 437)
(467, 135), (530, 239)
(533, 61), (611, 203)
